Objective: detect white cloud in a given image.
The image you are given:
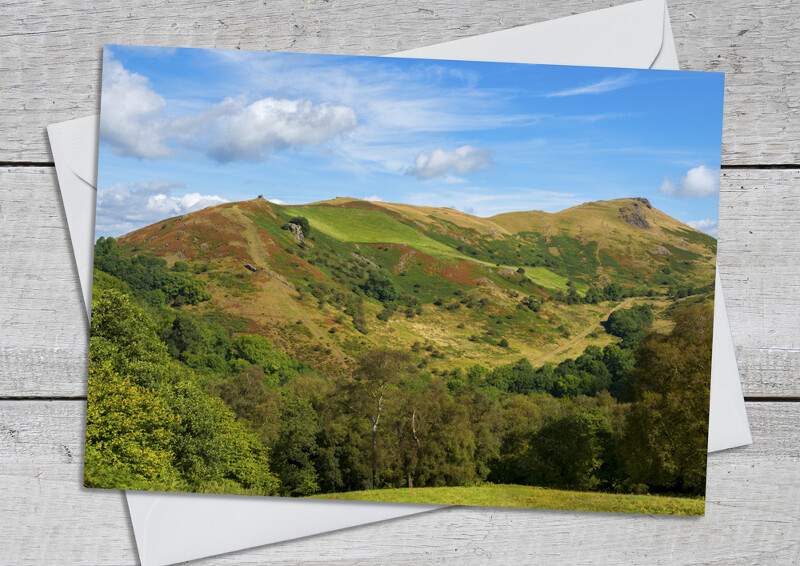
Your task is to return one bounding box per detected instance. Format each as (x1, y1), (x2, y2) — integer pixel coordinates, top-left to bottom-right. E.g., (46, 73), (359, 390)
(100, 53), (358, 162)
(268, 198), (286, 204)
(146, 192), (227, 217)
(99, 52), (172, 159)
(173, 96), (358, 163)
(686, 218), (718, 237)
(659, 165), (720, 198)
(406, 146), (492, 179)
(547, 75), (635, 97)
(363, 195), (384, 202)
(96, 180), (227, 236)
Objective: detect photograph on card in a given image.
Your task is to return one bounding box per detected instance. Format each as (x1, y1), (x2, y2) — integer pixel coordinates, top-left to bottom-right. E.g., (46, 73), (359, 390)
(86, 45), (723, 515)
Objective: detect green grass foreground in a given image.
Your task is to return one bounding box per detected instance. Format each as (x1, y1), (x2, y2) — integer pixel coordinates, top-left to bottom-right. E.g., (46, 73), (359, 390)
(309, 484), (705, 516)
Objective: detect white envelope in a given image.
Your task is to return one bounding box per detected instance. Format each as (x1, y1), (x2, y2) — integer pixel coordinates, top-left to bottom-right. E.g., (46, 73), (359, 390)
(48, 1), (751, 565)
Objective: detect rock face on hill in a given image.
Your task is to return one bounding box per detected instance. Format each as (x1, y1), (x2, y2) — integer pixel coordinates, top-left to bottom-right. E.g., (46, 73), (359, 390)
(618, 199), (652, 230)
(286, 222), (305, 243)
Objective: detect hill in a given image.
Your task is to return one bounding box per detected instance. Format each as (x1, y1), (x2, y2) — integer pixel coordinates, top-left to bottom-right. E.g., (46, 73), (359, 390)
(113, 196), (716, 375)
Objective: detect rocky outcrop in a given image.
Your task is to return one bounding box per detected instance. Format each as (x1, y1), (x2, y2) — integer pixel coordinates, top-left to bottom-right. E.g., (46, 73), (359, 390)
(618, 199), (652, 230)
(395, 250), (417, 271)
(286, 222), (305, 243)
(651, 245), (671, 256)
(244, 263), (258, 272)
(476, 277), (496, 287)
(352, 252), (380, 269)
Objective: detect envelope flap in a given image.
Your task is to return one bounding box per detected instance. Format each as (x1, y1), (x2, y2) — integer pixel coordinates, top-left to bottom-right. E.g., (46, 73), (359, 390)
(394, 0), (666, 69)
(48, 115), (99, 186)
(127, 493), (441, 566)
(47, 117), (99, 317)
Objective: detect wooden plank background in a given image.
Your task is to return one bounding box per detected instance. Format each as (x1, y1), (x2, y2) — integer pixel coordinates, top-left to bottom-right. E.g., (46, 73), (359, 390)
(1, 0), (798, 564)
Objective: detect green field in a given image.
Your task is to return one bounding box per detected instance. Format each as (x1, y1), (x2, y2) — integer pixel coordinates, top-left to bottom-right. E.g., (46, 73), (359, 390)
(523, 266), (573, 292)
(286, 205), (574, 293)
(309, 484), (705, 516)
(286, 206), (455, 255)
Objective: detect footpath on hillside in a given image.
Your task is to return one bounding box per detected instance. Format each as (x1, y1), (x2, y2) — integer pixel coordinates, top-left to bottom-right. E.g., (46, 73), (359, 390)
(531, 297), (635, 366)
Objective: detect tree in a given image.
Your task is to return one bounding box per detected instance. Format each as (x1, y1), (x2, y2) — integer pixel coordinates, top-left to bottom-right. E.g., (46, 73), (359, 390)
(163, 311), (205, 360)
(165, 379), (281, 494)
(407, 380), (476, 488)
(90, 288), (172, 389)
(89, 288), (280, 495)
(271, 391), (322, 496)
(523, 407), (613, 490)
(349, 348), (417, 489)
(489, 394), (560, 485)
(621, 302), (713, 495)
(362, 271), (398, 303)
(455, 384), (503, 481)
(84, 354), (179, 489)
(228, 334), (299, 385)
(211, 365), (281, 445)
(575, 345), (612, 395)
(602, 344), (635, 399)
(603, 282), (624, 301)
(584, 285), (601, 304)
(93, 238), (210, 307)
(603, 304), (653, 347)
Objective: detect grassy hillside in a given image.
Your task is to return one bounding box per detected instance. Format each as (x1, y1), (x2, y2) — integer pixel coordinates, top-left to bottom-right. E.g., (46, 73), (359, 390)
(115, 195), (716, 376)
(310, 483), (705, 516)
(92, 195), (714, 508)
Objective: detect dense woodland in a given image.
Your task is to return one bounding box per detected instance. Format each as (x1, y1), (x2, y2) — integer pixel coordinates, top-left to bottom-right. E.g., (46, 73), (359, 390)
(85, 235), (711, 501)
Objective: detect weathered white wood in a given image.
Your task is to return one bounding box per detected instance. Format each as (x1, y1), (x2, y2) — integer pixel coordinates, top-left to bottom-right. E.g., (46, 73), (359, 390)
(718, 169), (800, 397)
(0, 401), (136, 564)
(1, 400), (797, 564)
(0, 167), (88, 397)
(2, 166), (799, 397)
(0, 0), (798, 165)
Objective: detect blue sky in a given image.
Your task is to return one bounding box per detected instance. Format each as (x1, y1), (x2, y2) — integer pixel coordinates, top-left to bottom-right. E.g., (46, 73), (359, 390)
(96, 45), (724, 239)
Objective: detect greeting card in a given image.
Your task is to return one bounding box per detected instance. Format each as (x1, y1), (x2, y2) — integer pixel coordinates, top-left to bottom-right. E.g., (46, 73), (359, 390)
(86, 46), (723, 515)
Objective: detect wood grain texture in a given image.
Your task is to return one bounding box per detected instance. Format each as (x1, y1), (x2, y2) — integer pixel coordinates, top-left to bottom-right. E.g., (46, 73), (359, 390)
(2, 166), (799, 397)
(0, 167), (88, 398)
(718, 169), (800, 397)
(0, 400), (797, 565)
(0, 0), (799, 165)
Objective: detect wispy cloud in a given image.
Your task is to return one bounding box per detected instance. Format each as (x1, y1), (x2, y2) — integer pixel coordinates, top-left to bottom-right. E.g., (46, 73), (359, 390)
(686, 218), (718, 237)
(406, 146), (492, 179)
(547, 75), (635, 97)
